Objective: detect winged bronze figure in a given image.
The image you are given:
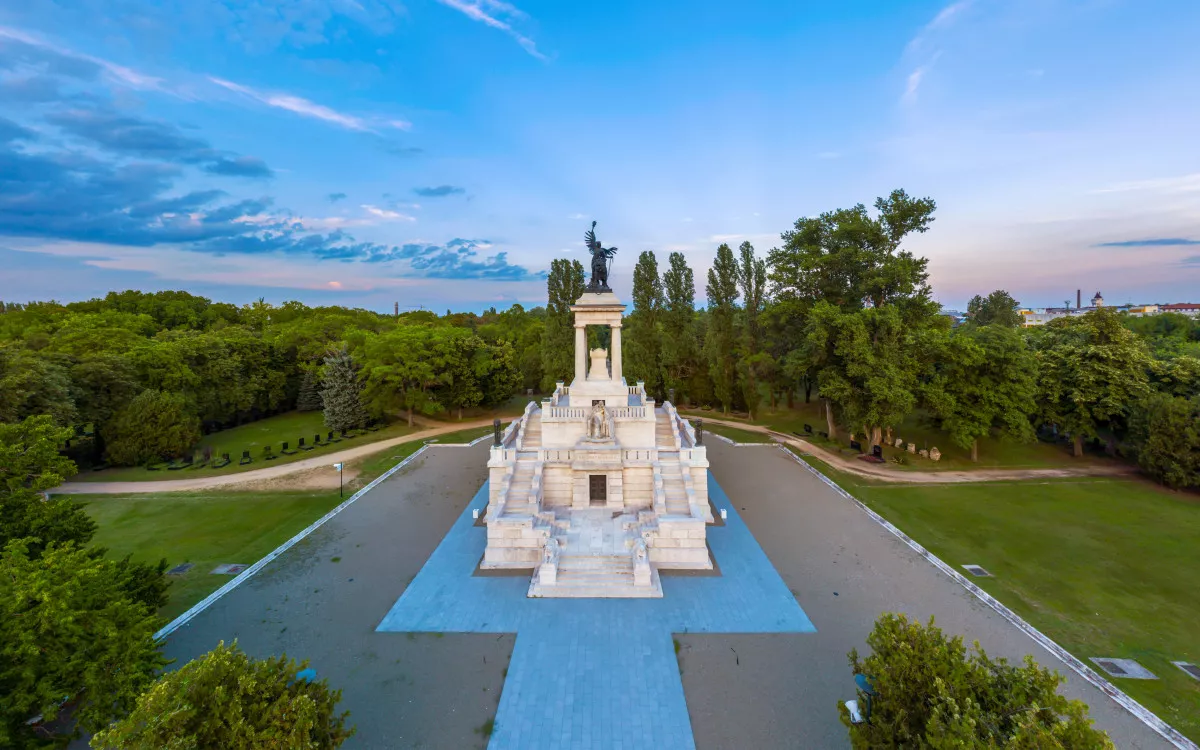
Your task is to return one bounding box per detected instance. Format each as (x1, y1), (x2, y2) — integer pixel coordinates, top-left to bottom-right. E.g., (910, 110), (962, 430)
(584, 220), (617, 292)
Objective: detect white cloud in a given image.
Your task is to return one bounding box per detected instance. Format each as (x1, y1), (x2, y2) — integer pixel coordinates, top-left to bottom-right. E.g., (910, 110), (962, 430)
(905, 0), (972, 55)
(0, 25), (170, 94)
(210, 76), (373, 131)
(435, 0), (546, 60)
(1089, 173), (1200, 195)
(902, 52), (942, 104)
(567, 213), (587, 220)
(361, 204), (416, 221)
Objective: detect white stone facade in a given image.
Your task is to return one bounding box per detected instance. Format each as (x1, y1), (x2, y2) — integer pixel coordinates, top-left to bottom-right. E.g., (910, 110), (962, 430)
(481, 290), (713, 597)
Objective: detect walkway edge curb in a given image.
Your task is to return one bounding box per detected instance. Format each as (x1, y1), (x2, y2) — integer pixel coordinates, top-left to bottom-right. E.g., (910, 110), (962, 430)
(775, 444), (1196, 750)
(154, 445), (433, 640)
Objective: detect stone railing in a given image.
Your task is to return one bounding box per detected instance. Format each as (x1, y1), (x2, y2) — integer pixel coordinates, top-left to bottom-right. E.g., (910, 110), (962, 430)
(608, 405), (648, 419)
(539, 448), (573, 463)
(548, 381), (568, 406)
(542, 405), (589, 421)
(651, 464), (666, 514)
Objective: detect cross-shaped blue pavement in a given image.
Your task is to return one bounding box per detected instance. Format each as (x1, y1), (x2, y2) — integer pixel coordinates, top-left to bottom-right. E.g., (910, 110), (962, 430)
(376, 476), (816, 749)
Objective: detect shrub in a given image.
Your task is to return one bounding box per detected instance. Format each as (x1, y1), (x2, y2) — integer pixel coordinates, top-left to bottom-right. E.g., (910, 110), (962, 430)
(839, 613), (1113, 749)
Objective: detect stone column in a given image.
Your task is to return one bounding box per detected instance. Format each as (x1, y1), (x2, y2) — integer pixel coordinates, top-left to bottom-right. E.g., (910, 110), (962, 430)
(611, 323), (622, 383)
(575, 324), (586, 381)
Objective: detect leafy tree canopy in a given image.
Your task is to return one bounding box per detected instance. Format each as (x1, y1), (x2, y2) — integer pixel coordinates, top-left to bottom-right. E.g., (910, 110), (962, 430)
(91, 640), (354, 750)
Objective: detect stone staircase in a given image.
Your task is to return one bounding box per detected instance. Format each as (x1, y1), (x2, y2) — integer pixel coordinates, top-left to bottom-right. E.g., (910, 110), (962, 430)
(659, 461), (689, 516)
(521, 411), (542, 449)
(503, 459), (539, 516)
(654, 407), (677, 448)
(528, 551), (662, 598)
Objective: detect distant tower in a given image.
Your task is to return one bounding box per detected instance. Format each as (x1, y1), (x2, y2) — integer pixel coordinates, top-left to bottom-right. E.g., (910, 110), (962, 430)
(1091, 291), (1104, 308)
(1077, 289), (1081, 309)
(394, 301), (399, 318)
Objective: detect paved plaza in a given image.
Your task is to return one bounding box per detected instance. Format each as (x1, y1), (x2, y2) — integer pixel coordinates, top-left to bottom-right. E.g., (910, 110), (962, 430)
(143, 439), (1173, 749)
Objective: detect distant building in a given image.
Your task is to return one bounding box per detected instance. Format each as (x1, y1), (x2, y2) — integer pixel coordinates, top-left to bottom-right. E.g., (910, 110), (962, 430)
(1091, 291), (1104, 307)
(1160, 302), (1200, 317)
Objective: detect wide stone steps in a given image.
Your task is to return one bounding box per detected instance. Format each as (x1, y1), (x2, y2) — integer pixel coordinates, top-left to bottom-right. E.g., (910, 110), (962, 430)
(529, 553), (663, 598)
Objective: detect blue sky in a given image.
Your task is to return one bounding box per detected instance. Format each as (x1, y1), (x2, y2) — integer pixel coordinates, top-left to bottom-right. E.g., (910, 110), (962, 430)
(1, 0), (1199, 312)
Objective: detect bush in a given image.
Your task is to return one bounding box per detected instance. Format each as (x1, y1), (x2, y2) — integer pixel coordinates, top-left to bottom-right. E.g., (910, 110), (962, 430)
(839, 613), (1113, 749)
(1, 540), (165, 749)
(91, 641), (355, 750)
(1128, 393), (1200, 489)
(104, 390), (201, 466)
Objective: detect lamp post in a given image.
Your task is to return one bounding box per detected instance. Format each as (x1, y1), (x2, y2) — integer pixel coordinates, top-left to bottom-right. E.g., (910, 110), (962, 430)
(333, 462), (344, 498)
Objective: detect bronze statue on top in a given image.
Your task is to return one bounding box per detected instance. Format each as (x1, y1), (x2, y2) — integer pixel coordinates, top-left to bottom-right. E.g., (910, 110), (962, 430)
(584, 220), (617, 292)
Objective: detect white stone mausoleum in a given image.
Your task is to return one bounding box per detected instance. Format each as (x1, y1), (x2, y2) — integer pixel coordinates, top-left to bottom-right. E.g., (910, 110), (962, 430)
(481, 290), (713, 597)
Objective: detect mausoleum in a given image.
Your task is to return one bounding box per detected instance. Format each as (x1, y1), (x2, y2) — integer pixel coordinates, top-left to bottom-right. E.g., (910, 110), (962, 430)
(480, 283), (713, 597)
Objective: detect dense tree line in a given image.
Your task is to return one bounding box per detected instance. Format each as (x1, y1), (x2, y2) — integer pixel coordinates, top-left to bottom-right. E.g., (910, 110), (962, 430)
(537, 190), (1200, 489)
(0, 292), (536, 466)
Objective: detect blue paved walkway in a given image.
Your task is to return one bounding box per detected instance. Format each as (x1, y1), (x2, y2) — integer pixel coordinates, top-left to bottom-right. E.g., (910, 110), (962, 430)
(377, 477), (815, 749)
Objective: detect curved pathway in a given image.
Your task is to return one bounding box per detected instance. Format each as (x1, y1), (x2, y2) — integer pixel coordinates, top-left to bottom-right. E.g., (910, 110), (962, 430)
(687, 414), (1136, 484)
(53, 418), (499, 495)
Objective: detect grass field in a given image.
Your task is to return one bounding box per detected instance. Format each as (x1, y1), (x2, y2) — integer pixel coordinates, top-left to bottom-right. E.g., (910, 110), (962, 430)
(684, 402), (1120, 472)
(694, 421), (772, 443)
(76, 411), (420, 482)
(77, 423), (498, 622)
(795, 450), (1200, 742)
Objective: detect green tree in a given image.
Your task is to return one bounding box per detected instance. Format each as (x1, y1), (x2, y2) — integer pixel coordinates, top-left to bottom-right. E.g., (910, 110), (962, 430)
(105, 390), (201, 466)
(767, 189), (938, 321)
(625, 250), (665, 397)
(296, 368), (323, 411)
(1035, 309), (1152, 457)
(662, 252), (701, 405)
(806, 302), (932, 447)
(705, 243), (740, 414)
(1, 540), (165, 749)
(966, 289), (1023, 328)
(0, 349), (76, 426)
(1127, 393), (1200, 489)
(352, 328), (451, 426)
(320, 350), (371, 431)
(91, 640), (354, 750)
(540, 259), (586, 390)
(925, 325), (1038, 461)
(840, 613), (1112, 749)
(736, 241), (767, 417)
(69, 353), (141, 462)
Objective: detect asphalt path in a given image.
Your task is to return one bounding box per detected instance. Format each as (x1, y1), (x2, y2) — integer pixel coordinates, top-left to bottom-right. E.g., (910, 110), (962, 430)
(72, 444), (511, 750)
(679, 439), (1173, 749)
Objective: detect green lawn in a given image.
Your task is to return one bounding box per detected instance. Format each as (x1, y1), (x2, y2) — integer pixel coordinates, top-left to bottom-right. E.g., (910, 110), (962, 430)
(685, 402), (1120, 472)
(693, 421), (772, 444)
(78, 424), (501, 622)
(78, 490), (347, 621)
(76, 411), (420, 482)
(796, 450), (1200, 742)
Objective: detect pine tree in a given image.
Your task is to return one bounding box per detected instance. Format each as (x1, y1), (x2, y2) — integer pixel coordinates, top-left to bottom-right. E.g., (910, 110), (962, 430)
(321, 350), (369, 431)
(296, 369), (323, 411)
(736, 241), (767, 418)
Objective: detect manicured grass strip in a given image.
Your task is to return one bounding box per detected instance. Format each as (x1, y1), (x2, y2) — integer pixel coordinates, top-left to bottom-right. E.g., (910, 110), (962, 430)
(77, 490), (348, 620)
(695, 422), (772, 444)
(75, 413), (420, 482)
(791, 447), (1200, 743)
(687, 403), (1119, 471)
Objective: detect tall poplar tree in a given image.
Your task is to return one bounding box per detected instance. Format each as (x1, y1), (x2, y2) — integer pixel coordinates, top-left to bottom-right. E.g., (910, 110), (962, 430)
(625, 250), (665, 397)
(662, 252), (701, 405)
(736, 241), (767, 417)
(705, 243), (740, 414)
(539, 259), (585, 391)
